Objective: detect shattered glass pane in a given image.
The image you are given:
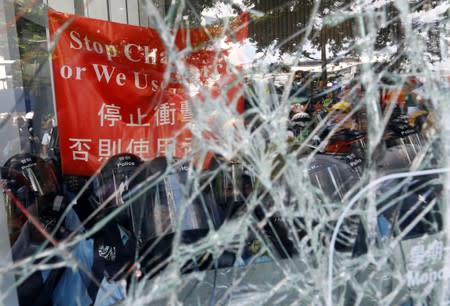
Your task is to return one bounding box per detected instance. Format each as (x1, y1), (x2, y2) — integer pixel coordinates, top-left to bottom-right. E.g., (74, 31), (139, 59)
(1, 0), (450, 305)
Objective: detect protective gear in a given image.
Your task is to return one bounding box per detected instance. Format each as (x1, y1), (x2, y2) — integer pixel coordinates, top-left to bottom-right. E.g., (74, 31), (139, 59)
(10, 211), (95, 306)
(94, 155), (222, 244)
(329, 101), (352, 113)
(289, 111), (312, 142)
(385, 116), (424, 153)
(88, 153), (145, 283)
(260, 154), (360, 258)
(289, 96), (309, 105)
(2, 153), (59, 197)
(1, 153), (96, 306)
(92, 153), (145, 233)
(380, 174), (442, 239)
(93, 154), (142, 203)
(352, 173), (443, 257)
(291, 111), (310, 122)
(1, 153), (65, 241)
(206, 156), (254, 221)
(303, 155), (358, 202)
(325, 129), (366, 157)
(408, 110), (428, 131)
(143, 158), (222, 238)
(305, 155), (361, 252)
(131, 156), (231, 278)
(206, 157), (288, 264)
(376, 144), (418, 174)
(90, 154), (226, 282)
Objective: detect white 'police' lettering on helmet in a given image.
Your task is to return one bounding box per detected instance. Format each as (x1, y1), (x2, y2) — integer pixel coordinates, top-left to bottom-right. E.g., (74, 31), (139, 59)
(117, 161), (135, 168)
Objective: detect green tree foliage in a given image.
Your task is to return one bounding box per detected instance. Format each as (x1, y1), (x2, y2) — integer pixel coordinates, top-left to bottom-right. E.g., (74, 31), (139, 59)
(14, 0), (48, 89)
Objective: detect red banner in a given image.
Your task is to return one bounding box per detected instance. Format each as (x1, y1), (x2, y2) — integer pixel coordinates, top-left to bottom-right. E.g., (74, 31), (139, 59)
(48, 10), (247, 175)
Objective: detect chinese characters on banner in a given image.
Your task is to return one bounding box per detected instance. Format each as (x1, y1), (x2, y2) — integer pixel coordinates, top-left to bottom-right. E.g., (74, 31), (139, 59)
(48, 10), (247, 175)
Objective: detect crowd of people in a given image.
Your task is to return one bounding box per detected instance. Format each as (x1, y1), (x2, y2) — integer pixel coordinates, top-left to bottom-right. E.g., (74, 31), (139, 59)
(0, 68), (441, 305)
(265, 70), (436, 176)
(283, 71), (430, 142)
(0, 112), (55, 165)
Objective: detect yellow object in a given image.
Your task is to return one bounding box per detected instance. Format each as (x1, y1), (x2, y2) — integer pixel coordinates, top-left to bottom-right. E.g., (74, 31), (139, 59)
(329, 101), (352, 113)
(408, 110), (428, 127)
(250, 239), (262, 255)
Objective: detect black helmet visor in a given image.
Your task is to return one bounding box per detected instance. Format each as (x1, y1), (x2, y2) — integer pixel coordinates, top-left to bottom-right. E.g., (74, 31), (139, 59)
(1, 158), (59, 206)
(135, 167), (212, 242)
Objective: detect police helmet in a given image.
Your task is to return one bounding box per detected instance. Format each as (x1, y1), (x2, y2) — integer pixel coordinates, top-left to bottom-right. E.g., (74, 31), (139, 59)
(1, 153), (63, 239)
